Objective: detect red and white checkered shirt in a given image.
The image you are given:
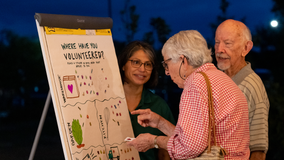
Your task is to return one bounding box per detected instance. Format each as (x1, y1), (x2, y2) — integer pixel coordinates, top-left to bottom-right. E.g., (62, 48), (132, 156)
(167, 63), (250, 160)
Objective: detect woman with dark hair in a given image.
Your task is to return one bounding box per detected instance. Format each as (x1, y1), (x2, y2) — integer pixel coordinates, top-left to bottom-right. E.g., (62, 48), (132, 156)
(118, 41), (175, 160)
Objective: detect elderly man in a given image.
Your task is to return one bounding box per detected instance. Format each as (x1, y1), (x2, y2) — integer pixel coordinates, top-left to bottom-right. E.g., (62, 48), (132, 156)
(214, 19), (270, 160)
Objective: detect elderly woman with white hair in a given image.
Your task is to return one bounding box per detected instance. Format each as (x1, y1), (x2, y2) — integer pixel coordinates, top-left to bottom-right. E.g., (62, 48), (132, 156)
(127, 30), (250, 160)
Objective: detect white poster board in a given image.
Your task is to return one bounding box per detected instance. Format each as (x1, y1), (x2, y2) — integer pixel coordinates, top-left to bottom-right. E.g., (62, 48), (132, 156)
(35, 14), (139, 160)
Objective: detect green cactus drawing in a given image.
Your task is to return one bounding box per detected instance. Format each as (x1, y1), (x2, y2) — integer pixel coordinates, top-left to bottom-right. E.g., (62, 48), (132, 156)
(72, 119), (84, 148)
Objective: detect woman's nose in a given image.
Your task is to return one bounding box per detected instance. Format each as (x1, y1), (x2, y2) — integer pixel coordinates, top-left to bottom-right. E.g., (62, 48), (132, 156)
(138, 63), (146, 71)
(165, 70), (170, 76)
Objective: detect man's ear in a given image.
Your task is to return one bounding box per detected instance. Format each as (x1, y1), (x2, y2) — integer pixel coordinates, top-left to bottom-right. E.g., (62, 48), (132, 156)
(242, 40), (253, 57)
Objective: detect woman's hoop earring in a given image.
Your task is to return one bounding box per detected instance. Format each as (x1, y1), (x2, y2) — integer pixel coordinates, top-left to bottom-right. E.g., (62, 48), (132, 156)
(179, 61), (186, 80)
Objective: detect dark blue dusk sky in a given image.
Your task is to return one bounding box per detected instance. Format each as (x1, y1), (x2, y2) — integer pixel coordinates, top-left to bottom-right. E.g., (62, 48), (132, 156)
(0, 0), (276, 42)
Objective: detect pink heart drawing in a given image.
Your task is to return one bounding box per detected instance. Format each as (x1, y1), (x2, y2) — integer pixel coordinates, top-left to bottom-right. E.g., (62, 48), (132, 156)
(68, 84), (73, 93)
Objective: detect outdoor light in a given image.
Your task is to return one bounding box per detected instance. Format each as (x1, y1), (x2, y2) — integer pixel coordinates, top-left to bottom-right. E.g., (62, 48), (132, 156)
(270, 20), (278, 27)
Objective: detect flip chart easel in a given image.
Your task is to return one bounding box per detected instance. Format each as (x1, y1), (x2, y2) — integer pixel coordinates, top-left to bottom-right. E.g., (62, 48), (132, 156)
(32, 13), (140, 160)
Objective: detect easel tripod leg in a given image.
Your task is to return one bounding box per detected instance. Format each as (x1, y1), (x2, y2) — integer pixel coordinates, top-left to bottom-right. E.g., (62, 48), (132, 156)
(28, 91), (51, 160)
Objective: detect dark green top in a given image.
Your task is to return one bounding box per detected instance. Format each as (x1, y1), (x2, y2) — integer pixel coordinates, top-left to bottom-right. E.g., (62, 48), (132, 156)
(130, 88), (176, 160)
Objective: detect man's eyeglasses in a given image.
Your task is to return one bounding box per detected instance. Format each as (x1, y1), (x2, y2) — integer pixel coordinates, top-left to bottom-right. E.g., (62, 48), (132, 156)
(129, 59), (153, 71)
(162, 58), (172, 71)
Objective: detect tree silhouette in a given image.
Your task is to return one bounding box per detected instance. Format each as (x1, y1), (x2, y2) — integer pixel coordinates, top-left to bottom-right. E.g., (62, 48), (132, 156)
(143, 17), (171, 50)
(253, 1), (284, 159)
(120, 0), (139, 43)
(0, 29), (46, 110)
(209, 0), (232, 39)
(209, 0), (246, 45)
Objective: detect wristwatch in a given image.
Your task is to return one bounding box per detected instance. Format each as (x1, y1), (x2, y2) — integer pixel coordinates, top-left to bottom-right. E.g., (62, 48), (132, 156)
(154, 136), (159, 148)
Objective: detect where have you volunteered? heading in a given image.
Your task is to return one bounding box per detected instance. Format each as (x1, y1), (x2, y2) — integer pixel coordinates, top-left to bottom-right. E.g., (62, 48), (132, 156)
(61, 42), (105, 60)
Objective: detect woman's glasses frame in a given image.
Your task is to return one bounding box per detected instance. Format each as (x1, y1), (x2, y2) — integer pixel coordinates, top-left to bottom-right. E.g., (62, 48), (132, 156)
(128, 59), (153, 71)
(161, 58), (172, 71)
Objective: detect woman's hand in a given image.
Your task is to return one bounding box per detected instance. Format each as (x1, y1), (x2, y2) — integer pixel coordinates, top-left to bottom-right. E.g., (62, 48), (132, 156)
(127, 133), (156, 152)
(131, 109), (161, 128)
